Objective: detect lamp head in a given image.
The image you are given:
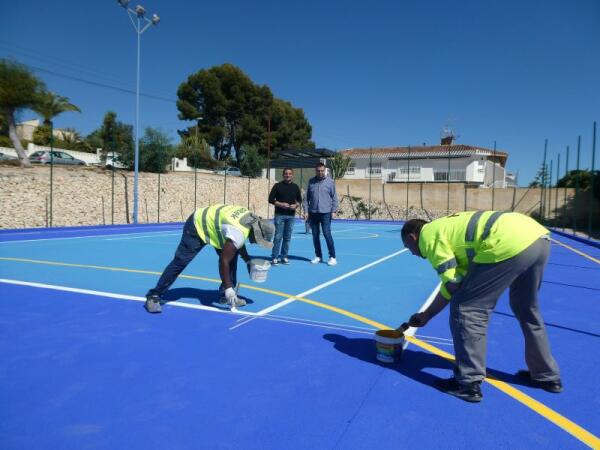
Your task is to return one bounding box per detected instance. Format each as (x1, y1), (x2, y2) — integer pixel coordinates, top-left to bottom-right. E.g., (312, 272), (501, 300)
(135, 5), (146, 17)
(151, 13), (160, 25)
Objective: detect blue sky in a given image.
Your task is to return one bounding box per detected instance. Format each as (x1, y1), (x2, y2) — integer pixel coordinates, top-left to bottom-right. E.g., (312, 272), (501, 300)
(1, 0), (598, 184)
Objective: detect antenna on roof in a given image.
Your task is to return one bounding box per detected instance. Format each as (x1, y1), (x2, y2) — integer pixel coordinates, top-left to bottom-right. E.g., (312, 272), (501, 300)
(440, 119), (459, 145)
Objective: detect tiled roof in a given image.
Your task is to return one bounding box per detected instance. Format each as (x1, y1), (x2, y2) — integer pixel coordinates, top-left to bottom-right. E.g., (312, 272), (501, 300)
(339, 145), (508, 166)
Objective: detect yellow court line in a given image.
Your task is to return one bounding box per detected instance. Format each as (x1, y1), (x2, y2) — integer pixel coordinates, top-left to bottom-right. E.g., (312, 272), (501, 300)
(551, 238), (600, 265)
(1, 256), (598, 448)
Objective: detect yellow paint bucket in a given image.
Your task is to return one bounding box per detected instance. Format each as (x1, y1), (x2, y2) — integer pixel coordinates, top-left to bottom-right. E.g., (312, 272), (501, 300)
(375, 329), (405, 363)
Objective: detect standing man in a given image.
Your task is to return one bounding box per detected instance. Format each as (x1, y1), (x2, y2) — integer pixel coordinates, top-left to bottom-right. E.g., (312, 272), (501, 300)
(400, 211), (562, 403)
(303, 162), (339, 266)
(145, 204), (274, 313)
(268, 168), (302, 265)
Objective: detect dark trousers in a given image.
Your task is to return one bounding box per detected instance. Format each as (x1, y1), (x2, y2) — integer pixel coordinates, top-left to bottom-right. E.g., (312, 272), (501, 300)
(309, 212), (336, 259)
(449, 237), (560, 384)
(146, 214), (239, 298)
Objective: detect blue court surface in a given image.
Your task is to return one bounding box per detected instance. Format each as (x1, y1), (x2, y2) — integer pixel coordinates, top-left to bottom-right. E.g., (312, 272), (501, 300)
(1, 220), (599, 449)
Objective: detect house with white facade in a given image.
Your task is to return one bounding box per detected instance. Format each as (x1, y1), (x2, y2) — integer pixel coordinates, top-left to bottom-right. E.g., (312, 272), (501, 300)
(339, 137), (509, 187)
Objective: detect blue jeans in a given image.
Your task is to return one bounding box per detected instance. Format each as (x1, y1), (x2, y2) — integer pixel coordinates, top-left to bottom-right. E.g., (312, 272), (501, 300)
(271, 215), (295, 259)
(147, 213), (238, 298)
(309, 212), (336, 259)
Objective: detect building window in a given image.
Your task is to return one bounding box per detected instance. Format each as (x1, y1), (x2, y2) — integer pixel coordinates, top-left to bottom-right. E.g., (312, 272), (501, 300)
(367, 163), (381, 177)
(434, 170), (466, 181)
(399, 166), (421, 175)
(346, 164), (355, 175)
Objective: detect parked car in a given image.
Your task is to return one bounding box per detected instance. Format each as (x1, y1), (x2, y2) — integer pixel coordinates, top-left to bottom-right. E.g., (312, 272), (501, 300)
(0, 151), (18, 161)
(29, 150), (86, 165)
(104, 155), (127, 169)
(213, 166), (242, 176)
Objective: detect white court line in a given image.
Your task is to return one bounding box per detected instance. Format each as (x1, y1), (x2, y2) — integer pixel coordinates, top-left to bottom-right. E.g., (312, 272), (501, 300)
(230, 248), (409, 330)
(0, 278), (375, 335)
(104, 232), (180, 241)
(401, 282), (441, 344)
(0, 229), (181, 244)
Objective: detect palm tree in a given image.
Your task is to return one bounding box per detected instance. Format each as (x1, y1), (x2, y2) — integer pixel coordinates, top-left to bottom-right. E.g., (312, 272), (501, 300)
(33, 90), (80, 131)
(32, 90), (80, 227)
(0, 59), (45, 167)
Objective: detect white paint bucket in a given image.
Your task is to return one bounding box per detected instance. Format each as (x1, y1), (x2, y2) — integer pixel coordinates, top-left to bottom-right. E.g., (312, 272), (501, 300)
(374, 329), (405, 363)
(249, 258), (271, 283)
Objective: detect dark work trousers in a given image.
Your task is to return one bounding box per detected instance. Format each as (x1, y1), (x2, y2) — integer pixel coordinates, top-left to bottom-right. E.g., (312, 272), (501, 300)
(449, 237), (560, 385)
(146, 214), (239, 298)
(309, 212), (336, 259)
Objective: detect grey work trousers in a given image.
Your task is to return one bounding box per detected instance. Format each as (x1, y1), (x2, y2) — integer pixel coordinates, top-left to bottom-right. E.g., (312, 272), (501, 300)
(450, 237), (560, 384)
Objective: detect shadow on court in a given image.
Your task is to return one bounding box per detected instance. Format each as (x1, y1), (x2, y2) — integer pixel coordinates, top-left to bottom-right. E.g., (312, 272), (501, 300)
(162, 287), (255, 309)
(323, 334), (541, 392)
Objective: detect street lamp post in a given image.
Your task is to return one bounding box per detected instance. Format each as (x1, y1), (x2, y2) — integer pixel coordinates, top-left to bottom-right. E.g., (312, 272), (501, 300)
(193, 117), (202, 210)
(117, 0), (160, 224)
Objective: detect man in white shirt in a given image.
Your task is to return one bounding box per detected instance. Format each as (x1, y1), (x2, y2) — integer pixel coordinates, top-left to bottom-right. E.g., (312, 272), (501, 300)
(145, 205), (274, 313)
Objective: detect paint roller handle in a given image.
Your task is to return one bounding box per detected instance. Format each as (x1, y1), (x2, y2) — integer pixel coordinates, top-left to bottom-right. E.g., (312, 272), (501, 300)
(395, 322), (409, 334)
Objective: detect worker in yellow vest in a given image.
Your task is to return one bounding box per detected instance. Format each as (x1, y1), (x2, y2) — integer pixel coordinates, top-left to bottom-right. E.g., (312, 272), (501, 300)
(401, 211), (562, 402)
(145, 205), (275, 313)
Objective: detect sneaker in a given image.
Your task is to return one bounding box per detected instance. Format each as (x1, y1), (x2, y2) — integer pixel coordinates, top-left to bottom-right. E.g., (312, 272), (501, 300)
(435, 377), (482, 403)
(327, 257), (337, 266)
(144, 295), (162, 313)
(516, 370), (563, 393)
(272, 258), (279, 266)
(233, 296), (247, 307)
(282, 257), (290, 265)
(311, 257), (321, 264)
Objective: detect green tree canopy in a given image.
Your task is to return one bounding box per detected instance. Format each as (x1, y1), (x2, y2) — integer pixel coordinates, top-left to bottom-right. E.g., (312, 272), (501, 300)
(0, 59), (45, 166)
(175, 133), (218, 169)
(329, 152), (352, 179)
(33, 90), (80, 127)
(86, 111), (134, 168)
(267, 98), (314, 156)
(239, 145), (265, 178)
(177, 63), (314, 164)
(140, 127), (173, 173)
(557, 169), (600, 201)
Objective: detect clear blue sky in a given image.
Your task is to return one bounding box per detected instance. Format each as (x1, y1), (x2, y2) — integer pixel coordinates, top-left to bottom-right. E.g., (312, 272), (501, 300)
(1, 0), (598, 184)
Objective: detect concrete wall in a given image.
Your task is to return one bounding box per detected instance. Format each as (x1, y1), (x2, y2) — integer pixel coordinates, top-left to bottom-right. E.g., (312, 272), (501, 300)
(335, 179), (597, 221)
(0, 166), (274, 229)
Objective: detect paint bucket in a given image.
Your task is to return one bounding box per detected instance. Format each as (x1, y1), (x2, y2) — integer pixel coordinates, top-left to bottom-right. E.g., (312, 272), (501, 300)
(374, 329), (405, 363)
(249, 258), (271, 283)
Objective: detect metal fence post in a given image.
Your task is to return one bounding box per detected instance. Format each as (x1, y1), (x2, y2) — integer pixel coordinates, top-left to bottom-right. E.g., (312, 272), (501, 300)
(588, 121), (596, 238)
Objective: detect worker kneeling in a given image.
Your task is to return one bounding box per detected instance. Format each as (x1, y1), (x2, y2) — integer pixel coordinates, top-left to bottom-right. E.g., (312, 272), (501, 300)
(400, 211), (562, 403)
(145, 205), (275, 313)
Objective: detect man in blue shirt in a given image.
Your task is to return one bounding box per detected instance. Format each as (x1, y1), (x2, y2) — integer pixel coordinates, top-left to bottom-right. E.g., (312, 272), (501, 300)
(303, 162), (339, 266)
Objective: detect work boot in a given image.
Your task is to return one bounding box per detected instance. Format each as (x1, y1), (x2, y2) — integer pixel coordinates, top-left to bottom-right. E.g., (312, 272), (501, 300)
(144, 295), (162, 313)
(517, 370), (563, 393)
(435, 377), (482, 403)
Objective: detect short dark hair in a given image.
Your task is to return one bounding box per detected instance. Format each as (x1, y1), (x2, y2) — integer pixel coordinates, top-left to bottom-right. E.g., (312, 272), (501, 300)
(282, 168), (293, 173)
(316, 162), (326, 169)
(401, 219), (428, 241)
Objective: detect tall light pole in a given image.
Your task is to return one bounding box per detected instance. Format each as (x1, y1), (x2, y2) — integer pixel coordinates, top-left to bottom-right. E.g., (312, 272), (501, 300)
(117, 0), (160, 224)
(193, 116), (202, 210)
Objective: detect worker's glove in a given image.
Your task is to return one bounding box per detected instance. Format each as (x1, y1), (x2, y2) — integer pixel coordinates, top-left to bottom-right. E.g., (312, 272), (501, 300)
(224, 287), (238, 306)
(408, 312), (430, 328)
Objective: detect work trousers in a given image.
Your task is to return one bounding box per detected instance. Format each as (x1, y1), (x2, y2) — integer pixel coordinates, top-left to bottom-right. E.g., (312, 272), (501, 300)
(450, 237), (560, 384)
(146, 213), (238, 298)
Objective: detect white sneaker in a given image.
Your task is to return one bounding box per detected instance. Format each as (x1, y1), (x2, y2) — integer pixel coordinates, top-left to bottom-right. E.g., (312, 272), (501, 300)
(282, 257), (290, 265)
(272, 258), (279, 265)
(311, 257), (321, 264)
(327, 257), (337, 266)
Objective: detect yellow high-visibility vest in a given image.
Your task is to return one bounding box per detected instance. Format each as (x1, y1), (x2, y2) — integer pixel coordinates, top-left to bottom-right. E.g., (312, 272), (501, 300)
(418, 211), (548, 299)
(194, 204), (251, 249)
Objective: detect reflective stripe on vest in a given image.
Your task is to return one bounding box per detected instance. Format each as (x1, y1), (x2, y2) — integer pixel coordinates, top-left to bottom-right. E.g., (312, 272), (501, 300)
(465, 211), (505, 261)
(436, 258), (458, 274)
